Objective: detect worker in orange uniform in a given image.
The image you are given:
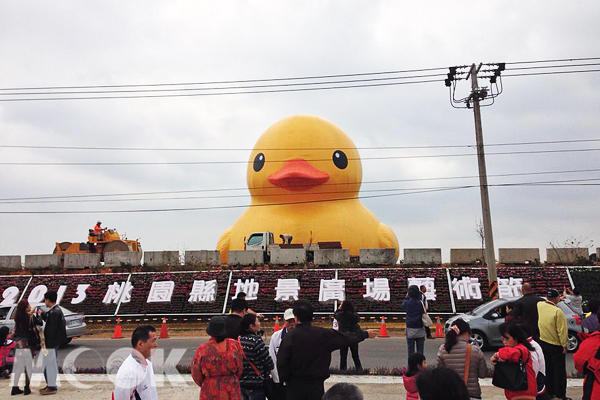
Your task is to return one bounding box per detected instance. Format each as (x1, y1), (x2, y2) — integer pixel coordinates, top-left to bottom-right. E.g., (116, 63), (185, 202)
(93, 221), (103, 240)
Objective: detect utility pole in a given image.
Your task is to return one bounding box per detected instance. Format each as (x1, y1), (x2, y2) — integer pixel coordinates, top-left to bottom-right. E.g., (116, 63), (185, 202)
(445, 62), (505, 299)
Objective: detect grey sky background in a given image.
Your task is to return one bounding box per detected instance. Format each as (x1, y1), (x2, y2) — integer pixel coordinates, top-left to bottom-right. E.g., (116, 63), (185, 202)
(1, 1), (598, 262)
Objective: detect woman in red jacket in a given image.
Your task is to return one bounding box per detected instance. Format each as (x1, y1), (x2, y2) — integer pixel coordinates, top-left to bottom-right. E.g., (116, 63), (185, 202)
(573, 330), (600, 400)
(491, 322), (538, 400)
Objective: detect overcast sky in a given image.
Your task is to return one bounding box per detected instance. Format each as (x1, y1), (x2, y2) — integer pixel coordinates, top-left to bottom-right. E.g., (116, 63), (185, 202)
(1, 1), (598, 262)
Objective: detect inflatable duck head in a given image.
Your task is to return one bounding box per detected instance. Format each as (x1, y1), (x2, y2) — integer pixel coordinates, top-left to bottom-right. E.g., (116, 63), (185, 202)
(247, 115), (362, 203)
(217, 114), (399, 264)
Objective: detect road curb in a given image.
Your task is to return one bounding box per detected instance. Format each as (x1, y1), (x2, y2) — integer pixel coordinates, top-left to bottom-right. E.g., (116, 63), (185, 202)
(35, 374), (584, 387)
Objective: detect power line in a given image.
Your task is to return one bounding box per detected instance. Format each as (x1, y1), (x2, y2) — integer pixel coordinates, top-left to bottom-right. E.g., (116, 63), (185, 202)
(0, 57), (597, 92)
(6, 64), (594, 98)
(1, 147), (599, 165)
(0, 78), (444, 102)
(0, 66), (449, 91)
(1, 167), (598, 202)
(504, 57), (600, 65)
(2, 176), (599, 205)
(0, 72), (447, 97)
(0, 177), (597, 214)
(504, 69), (600, 78)
(0, 59), (598, 102)
(1, 138), (599, 152)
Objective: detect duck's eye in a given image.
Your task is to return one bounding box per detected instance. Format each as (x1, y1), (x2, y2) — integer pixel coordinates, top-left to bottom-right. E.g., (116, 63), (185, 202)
(253, 153), (265, 172)
(332, 150), (348, 169)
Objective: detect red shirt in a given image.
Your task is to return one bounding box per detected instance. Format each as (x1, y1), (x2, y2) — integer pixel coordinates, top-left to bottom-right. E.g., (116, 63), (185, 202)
(94, 224), (102, 233)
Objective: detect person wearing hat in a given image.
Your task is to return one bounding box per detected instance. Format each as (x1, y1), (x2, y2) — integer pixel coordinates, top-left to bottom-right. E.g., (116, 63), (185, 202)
(537, 289), (570, 400)
(191, 316), (244, 400)
(268, 309), (296, 400)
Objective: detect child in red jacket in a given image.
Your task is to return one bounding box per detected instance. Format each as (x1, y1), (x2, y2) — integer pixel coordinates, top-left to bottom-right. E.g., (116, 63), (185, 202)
(403, 353), (426, 400)
(491, 322), (537, 400)
(0, 327), (16, 379)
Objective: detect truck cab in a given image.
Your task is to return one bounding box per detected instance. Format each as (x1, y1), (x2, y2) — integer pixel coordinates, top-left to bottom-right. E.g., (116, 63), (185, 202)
(245, 232), (275, 251)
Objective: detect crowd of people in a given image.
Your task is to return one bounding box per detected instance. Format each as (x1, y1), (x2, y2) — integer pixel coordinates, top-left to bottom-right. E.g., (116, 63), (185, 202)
(3, 284), (599, 400)
(406, 283), (600, 400)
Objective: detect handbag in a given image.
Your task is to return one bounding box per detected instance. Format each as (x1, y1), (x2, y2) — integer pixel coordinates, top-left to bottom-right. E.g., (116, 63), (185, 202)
(238, 337), (274, 399)
(421, 301), (433, 327)
(492, 347), (528, 391)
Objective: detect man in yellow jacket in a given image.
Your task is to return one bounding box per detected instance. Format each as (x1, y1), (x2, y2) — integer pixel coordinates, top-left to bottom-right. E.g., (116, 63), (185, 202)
(537, 289), (569, 400)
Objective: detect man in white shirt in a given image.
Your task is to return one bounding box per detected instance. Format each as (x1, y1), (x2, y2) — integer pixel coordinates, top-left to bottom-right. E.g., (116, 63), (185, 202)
(113, 325), (159, 400)
(269, 309), (296, 400)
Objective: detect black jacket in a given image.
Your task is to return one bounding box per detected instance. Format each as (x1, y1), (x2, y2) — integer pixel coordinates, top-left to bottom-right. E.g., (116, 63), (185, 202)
(276, 322), (368, 383)
(334, 310), (360, 335)
(42, 305), (67, 348)
(513, 293), (544, 338)
(225, 314), (243, 339)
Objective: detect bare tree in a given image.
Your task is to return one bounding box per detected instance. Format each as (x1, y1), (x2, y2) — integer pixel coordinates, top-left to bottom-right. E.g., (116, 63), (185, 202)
(475, 219), (485, 265)
(549, 236), (594, 265)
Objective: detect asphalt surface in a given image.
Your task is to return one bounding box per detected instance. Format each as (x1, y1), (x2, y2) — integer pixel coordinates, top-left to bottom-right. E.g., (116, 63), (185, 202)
(57, 337), (577, 373)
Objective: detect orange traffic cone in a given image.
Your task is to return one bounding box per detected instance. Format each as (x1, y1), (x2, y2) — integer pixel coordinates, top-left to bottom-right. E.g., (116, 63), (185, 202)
(159, 317), (169, 339)
(112, 318), (123, 339)
(379, 316), (389, 338)
(273, 316), (281, 332)
(435, 317), (444, 338)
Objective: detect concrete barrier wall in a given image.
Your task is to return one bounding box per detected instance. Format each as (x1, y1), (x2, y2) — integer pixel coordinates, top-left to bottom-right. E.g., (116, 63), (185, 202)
(314, 249), (350, 265)
(546, 248), (589, 264)
(104, 251), (142, 267)
(0, 255), (21, 269)
(498, 248), (540, 264)
(228, 250), (264, 266)
(185, 250), (221, 266)
(269, 248), (307, 265)
(404, 249), (442, 265)
(144, 251), (180, 267)
(359, 249), (396, 265)
(64, 253), (101, 269)
(450, 249), (485, 265)
(25, 254), (62, 269)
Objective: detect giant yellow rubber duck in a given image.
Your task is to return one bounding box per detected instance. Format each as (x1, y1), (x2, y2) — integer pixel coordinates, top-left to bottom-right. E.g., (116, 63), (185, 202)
(217, 115), (399, 263)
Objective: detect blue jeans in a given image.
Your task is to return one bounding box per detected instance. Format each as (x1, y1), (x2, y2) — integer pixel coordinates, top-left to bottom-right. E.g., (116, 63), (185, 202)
(406, 337), (425, 356)
(241, 387), (265, 400)
(43, 348), (58, 390)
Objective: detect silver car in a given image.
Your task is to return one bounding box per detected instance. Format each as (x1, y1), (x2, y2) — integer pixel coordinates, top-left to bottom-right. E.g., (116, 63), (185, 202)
(445, 297), (582, 352)
(0, 305), (87, 345)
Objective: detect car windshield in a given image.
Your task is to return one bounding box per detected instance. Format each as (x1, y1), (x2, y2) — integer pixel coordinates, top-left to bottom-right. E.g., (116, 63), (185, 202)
(0, 307), (11, 319)
(247, 235), (263, 246)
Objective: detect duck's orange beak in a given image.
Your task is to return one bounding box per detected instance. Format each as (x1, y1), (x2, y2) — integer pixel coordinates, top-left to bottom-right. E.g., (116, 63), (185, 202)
(268, 158), (330, 191)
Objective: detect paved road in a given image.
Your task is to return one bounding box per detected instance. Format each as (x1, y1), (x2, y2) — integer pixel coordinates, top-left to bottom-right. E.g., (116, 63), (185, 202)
(58, 337), (576, 373)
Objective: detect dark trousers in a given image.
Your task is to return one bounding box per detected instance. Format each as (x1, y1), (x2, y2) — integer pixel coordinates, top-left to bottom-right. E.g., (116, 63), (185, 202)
(241, 387), (266, 400)
(540, 340), (566, 398)
(424, 326), (433, 338)
(286, 380), (325, 400)
(270, 382), (287, 400)
(339, 343), (362, 370)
